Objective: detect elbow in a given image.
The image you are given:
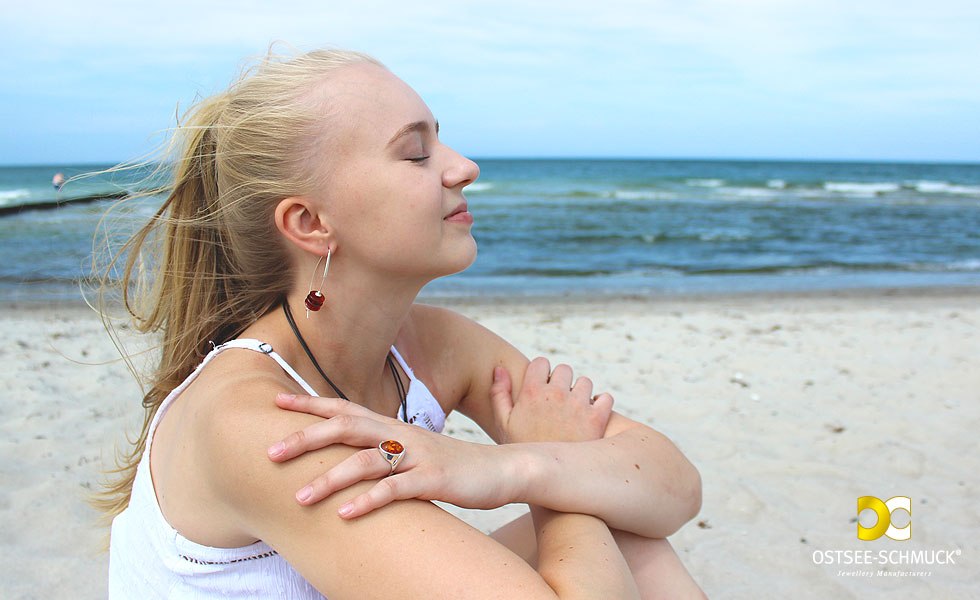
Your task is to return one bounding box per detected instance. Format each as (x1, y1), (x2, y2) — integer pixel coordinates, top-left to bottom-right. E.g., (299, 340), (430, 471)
(663, 459), (702, 537)
(684, 464), (703, 524)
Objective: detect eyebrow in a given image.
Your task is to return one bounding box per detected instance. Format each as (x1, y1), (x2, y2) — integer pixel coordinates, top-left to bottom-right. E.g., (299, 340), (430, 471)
(386, 119), (439, 147)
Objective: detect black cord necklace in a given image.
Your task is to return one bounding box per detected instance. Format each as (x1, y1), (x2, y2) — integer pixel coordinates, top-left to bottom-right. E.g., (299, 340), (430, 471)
(282, 300), (408, 422)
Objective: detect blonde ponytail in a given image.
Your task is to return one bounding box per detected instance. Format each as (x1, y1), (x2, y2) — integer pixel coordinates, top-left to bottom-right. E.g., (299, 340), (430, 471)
(93, 47), (382, 520)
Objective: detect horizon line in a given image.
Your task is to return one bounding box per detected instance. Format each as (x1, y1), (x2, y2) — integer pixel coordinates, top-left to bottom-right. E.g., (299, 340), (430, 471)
(3, 156), (980, 169)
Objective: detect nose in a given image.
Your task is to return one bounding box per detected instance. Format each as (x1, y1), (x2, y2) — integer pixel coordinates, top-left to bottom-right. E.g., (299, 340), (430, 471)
(443, 147), (480, 189)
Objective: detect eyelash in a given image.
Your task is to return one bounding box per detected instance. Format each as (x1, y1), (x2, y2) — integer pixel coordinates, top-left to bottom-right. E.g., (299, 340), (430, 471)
(407, 156), (430, 164)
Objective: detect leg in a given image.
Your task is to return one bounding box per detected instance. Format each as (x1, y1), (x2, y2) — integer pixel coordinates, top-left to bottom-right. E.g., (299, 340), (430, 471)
(491, 512), (706, 600)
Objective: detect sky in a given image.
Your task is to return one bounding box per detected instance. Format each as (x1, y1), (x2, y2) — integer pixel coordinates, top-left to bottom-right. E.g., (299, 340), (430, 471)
(2, 0), (979, 164)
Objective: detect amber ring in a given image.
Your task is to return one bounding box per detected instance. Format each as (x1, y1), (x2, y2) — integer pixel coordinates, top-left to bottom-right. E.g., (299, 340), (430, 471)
(378, 440), (405, 475)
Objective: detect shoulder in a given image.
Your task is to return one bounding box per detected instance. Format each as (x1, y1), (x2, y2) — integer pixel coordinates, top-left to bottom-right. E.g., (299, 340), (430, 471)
(404, 304), (529, 436)
(405, 303), (523, 388)
(405, 303), (512, 357)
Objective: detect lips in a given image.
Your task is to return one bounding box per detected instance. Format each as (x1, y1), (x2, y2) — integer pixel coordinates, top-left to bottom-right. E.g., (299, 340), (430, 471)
(445, 201), (469, 219)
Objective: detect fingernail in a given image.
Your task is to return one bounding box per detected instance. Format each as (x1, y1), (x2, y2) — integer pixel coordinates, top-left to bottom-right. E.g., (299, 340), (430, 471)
(277, 393), (296, 402)
(338, 503), (353, 517)
(296, 486), (312, 502)
(267, 442), (285, 458)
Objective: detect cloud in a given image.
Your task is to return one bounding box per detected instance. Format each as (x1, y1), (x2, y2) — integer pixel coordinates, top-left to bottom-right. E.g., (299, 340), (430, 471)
(3, 0), (978, 161)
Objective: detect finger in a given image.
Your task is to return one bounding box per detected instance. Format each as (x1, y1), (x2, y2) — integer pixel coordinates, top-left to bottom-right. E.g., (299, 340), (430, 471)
(267, 414), (393, 462)
(523, 357), (552, 389)
(295, 448), (390, 505)
(591, 392), (614, 414)
(570, 375), (594, 401)
(337, 473), (418, 519)
(548, 363), (574, 390)
(489, 366), (514, 423)
(275, 393), (380, 421)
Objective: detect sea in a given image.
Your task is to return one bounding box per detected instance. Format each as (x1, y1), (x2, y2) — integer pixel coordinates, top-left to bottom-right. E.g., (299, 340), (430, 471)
(1, 159), (978, 302)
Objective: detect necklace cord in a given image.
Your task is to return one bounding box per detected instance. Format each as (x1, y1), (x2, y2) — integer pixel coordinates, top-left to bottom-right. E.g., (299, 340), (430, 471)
(281, 299), (408, 422)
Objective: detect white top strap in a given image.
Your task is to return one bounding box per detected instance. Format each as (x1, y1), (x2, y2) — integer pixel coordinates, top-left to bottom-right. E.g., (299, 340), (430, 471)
(388, 345), (416, 380)
(216, 339), (319, 396)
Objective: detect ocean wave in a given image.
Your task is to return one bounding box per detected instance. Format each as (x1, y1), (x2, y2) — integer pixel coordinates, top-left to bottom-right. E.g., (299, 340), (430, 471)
(906, 259), (980, 272)
(767, 179), (786, 189)
(0, 189), (31, 204)
(824, 182), (901, 196)
(685, 178), (724, 187)
(904, 180), (980, 196)
(611, 189), (677, 201)
(697, 229), (753, 242)
(465, 182), (494, 192)
(715, 186), (780, 200)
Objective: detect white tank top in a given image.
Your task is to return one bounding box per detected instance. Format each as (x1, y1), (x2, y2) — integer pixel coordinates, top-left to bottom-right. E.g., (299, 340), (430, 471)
(108, 339), (446, 598)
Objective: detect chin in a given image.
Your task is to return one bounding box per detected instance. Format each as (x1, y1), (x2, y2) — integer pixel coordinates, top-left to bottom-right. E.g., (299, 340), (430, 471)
(449, 240), (478, 275)
(440, 238), (478, 277)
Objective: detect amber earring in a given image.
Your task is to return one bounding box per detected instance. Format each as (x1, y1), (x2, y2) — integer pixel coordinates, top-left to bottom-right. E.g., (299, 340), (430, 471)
(304, 248), (331, 318)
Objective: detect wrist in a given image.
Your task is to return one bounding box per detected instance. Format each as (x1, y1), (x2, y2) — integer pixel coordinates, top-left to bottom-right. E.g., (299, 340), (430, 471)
(497, 442), (547, 505)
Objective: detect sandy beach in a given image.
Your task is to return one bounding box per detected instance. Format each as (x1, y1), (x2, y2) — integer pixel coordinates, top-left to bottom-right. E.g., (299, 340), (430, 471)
(2, 288), (977, 599)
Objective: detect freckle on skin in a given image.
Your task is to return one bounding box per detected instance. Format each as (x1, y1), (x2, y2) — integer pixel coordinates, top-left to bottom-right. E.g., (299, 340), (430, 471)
(625, 479), (630, 484)
(634, 463), (640, 470)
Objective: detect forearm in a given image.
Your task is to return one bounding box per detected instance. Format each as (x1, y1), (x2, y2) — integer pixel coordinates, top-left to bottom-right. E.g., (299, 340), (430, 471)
(531, 505), (640, 600)
(509, 425), (702, 539)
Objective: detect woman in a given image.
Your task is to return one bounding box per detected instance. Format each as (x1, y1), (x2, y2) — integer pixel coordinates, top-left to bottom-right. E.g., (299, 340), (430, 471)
(102, 47), (704, 598)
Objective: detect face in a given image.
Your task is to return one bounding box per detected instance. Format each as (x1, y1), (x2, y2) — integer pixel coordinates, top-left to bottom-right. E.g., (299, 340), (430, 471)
(309, 62), (480, 284)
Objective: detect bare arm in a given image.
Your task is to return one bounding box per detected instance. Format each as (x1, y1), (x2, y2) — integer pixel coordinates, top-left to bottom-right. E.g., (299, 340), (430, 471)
(204, 378), (639, 599)
(445, 307), (702, 539)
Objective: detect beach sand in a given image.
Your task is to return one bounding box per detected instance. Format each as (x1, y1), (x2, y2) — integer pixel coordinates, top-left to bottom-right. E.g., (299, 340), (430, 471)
(2, 289), (977, 598)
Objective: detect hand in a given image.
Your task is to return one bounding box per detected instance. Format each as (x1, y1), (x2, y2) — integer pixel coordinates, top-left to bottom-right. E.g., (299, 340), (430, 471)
(267, 394), (520, 518)
(490, 357), (614, 444)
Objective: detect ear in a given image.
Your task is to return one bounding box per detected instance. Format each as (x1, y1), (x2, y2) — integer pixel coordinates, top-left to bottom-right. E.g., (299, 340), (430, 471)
(274, 196), (335, 256)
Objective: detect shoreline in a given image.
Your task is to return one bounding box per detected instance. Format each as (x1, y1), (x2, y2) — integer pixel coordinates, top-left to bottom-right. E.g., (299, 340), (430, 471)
(3, 281), (979, 312)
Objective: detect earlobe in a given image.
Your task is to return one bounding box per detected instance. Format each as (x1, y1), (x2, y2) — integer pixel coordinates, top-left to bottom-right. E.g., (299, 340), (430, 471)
(275, 196), (334, 256)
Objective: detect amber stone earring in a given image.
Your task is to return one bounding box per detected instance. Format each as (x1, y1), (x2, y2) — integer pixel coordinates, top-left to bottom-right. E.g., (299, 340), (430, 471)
(304, 248), (331, 317)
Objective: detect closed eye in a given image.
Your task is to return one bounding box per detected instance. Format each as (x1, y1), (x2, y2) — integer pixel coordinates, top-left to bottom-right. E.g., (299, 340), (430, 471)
(407, 156), (430, 163)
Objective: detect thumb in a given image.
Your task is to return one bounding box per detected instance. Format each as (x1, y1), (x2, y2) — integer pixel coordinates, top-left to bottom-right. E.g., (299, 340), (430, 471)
(489, 366), (514, 423)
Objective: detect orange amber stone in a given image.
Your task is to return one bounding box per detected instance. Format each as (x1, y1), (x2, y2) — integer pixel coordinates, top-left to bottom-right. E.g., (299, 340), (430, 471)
(381, 440), (404, 454)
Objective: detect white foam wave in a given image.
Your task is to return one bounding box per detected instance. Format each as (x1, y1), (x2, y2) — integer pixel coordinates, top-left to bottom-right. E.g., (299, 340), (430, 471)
(686, 178), (724, 187)
(907, 180), (980, 195)
(0, 188), (30, 203)
(944, 259), (980, 271)
(465, 182), (494, 192)
(717, 187), (779, 199)
(767, 179), (786, 189)
(612, 190), (676, 200)
(824, 182), (900, 196)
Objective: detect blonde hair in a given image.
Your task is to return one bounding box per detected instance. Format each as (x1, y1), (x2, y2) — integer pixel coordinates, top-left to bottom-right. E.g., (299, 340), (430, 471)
(93, 47), (383, 520)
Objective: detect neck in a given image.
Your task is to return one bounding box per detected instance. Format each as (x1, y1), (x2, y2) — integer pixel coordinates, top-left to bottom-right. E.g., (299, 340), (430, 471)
(267, 269), (423, 406)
